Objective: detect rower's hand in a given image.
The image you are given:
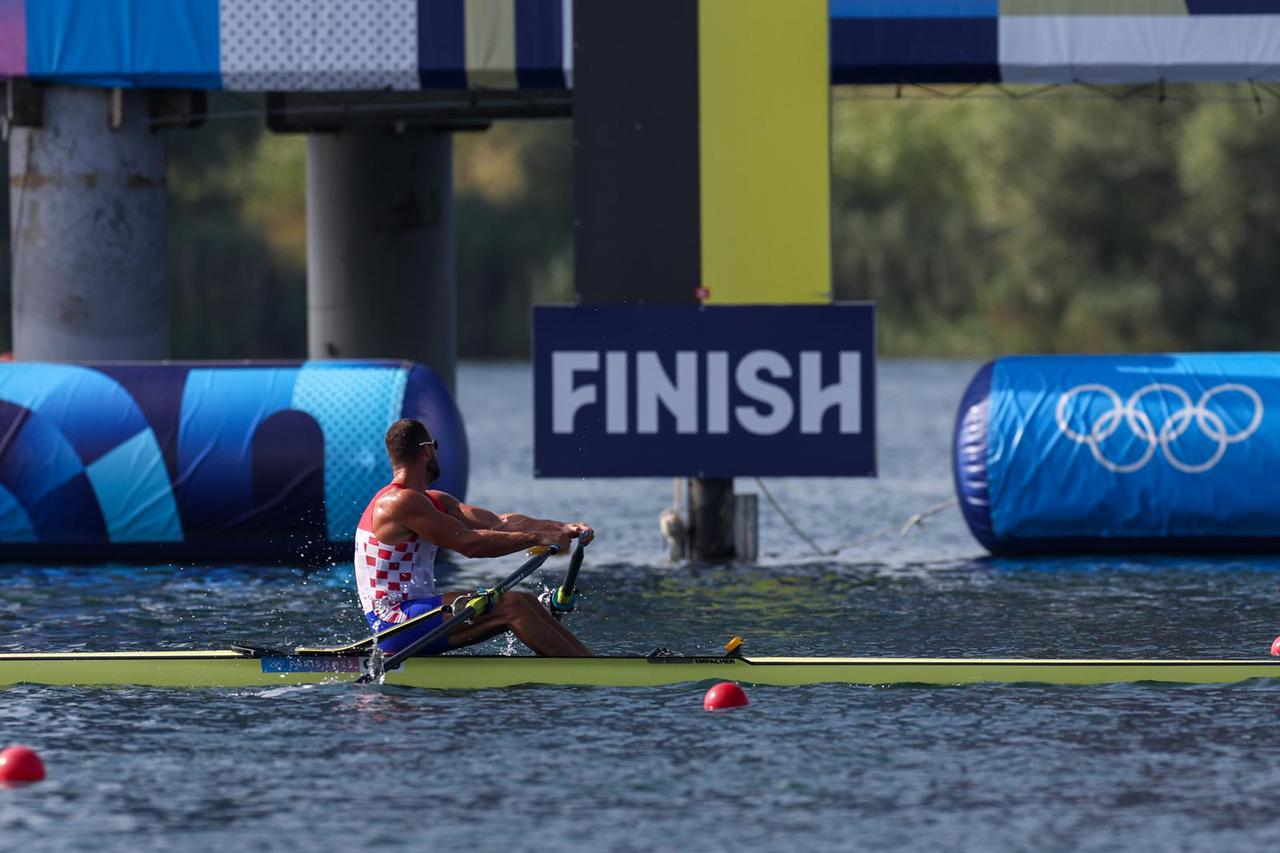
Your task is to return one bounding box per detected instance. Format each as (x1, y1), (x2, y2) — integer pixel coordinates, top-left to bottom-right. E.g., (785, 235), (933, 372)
(540, 529), (573, 554)
(565, 523), (595, 546)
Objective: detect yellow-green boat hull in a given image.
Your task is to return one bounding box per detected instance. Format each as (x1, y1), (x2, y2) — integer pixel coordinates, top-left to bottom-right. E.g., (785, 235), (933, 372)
(2, 651), (1280, 689)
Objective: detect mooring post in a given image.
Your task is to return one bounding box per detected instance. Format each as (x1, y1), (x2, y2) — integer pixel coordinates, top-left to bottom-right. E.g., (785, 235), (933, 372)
(733, 492), (759, 563)
(688, 477), (735, 561)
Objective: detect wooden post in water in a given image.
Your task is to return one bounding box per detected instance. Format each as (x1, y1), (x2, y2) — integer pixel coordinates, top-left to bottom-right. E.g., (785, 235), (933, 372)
(733, 492), (759, 563)
(688, 478), (734, 561)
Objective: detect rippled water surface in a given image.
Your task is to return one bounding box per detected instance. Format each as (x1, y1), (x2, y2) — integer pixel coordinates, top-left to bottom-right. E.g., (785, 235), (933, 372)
(5, 360), (1280, 852)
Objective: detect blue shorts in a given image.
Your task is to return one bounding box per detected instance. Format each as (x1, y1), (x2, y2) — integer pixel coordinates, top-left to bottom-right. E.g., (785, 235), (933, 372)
(365, 595), (451, 656)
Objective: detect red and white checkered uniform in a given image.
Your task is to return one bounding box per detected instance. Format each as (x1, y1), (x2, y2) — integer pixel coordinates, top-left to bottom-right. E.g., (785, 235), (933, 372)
(354, 483), (440, 623)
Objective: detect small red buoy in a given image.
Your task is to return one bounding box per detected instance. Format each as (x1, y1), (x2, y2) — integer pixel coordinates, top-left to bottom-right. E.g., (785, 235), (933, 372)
(703, 681), (749, 711)
(1270, 636), (1280, 657)
(0, 746), (44, 784)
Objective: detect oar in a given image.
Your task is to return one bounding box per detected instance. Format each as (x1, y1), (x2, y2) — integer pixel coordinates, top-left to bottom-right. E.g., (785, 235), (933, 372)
(545, 540), (588, 620)
(294, 603), (449, 655)
(355, 544), (561, 684)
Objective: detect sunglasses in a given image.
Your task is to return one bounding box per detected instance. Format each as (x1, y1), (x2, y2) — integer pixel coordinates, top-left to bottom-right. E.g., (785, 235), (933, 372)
(418, 438), (439, 450)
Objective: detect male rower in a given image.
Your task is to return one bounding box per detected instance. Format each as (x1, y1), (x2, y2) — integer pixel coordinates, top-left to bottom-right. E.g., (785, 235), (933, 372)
(354, 418), (592, 657)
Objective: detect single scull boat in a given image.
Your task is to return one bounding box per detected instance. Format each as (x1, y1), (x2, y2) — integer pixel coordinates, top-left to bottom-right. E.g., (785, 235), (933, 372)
(1, 650), (1278, 689)
(6, 544), (1272, 689)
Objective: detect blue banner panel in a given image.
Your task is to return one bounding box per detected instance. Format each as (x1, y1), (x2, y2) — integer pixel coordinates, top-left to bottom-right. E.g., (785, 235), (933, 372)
(26, 0), (220, 89)
(533, 305), (875, 478)
(831, 17), (999, 84)
(953, 354), (1280, 554)
(1186, 1), (1280, 13)
(515, 0), (565, 88)
(417, 0), (467, 88)
(830, 1), (997, 19)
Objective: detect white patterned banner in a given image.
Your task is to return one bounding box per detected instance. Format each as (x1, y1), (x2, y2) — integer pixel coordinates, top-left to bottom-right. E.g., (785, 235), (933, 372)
(220, 0), (419, 91)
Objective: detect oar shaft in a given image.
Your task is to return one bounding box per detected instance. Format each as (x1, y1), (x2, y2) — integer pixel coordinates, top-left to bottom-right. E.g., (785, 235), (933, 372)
(356, 544), (560, 682)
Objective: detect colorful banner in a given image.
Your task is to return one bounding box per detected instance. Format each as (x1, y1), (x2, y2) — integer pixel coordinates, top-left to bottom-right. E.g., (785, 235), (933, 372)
(0, 360), (467, 563)
(4, 1), (1280, 91)
(4, 0), (570, 91)
(831, 0), (1280, 84)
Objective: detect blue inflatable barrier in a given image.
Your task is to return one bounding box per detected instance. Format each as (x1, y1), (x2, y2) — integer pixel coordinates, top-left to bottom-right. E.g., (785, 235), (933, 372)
(954, 354), (1280, 555)
(0, 360), (468, 563)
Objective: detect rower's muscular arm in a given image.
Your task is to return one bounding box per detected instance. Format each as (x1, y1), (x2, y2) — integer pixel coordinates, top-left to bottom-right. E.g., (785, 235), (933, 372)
(428, 493), (503, 529)
(375, 490), (566, 558)
(501, 514), (594, 546)
(429, 491), (594, 544)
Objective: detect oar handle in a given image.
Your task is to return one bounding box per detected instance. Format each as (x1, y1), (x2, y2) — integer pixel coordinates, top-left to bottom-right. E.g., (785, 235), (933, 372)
(355, 544), (560, 683)
(547, 540), (587, 619)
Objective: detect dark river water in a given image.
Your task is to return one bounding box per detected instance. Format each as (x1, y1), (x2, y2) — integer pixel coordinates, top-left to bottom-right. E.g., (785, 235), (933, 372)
(4, 360), (1280, 852)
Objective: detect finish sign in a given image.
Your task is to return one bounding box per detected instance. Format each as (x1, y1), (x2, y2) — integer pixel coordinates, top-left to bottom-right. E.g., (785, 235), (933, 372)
(532, 304), (876, 477)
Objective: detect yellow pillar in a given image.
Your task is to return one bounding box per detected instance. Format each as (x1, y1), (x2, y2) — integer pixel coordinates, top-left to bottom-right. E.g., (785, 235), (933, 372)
(697, 0), (831, 305)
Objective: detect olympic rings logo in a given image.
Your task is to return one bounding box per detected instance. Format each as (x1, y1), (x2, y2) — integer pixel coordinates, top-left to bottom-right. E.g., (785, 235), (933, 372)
(1054, 383), (1263, 474)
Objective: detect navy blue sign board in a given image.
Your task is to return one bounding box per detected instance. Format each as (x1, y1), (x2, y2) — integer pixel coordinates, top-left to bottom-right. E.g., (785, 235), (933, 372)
(533, 304), (876, 478)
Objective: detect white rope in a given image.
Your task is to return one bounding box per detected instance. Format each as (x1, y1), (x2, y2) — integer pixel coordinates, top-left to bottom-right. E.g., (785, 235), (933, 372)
(752, 477), (956, 557)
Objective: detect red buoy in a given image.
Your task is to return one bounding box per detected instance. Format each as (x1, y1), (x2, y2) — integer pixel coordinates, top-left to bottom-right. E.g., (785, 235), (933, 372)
(0, 746), (44, 784)
(1270, 636), (1280, 657)
(703, 681), (749, 711)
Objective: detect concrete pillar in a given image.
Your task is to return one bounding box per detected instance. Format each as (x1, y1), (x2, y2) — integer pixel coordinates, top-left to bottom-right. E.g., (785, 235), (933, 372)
(10, 86), (168, 360)
(306, 129), (456, 391)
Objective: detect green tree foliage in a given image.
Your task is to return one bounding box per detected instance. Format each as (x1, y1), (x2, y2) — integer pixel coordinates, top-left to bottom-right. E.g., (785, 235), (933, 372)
(454, 121), (573, 358)
(8, 91), (1280, 359)
(831, 100), (995, 354)
(832, 91), (1280, 354)
(1165, 102), (1280, 348)
(167, 100), (308, 358)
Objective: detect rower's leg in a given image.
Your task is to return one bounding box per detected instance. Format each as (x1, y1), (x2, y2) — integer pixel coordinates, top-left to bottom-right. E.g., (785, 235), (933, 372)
(442, 591), (591, 657)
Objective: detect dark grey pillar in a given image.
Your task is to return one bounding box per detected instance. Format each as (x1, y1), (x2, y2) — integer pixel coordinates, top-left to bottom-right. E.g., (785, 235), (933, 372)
(10, 86), (168, 360)
(306, 129), (456, 391)
(574, 0), (741, 561)
(688, 477), (735, 561)
(573, 0), (699, 304)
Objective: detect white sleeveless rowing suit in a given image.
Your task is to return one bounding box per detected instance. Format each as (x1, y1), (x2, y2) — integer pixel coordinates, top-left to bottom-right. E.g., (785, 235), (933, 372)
(354, 483), (442, 633)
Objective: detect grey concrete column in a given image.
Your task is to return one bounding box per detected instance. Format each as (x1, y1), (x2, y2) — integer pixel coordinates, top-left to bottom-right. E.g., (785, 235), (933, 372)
(10, 86), (168, 360)
(306, 129), (456, 391)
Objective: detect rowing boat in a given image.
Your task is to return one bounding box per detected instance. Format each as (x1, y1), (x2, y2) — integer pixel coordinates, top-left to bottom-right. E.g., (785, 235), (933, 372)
(2, 649), (1279, 689)
(6, 547), (1273, 690)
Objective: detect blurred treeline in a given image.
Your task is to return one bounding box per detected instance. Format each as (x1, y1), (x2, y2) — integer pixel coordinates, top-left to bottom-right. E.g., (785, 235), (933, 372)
(4, 89), (1280, 357)
(832, 91), (1280, 354)
(164, 103), (574, 359)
